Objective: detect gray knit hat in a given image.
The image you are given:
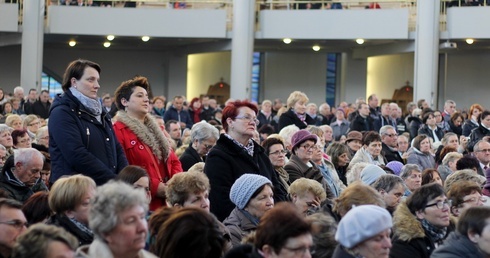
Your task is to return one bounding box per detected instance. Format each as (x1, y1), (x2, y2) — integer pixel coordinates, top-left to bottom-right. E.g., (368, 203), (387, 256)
(230, 174), (272, 209)
(360, 164), (386, 185)
(335, 205), (392, 248)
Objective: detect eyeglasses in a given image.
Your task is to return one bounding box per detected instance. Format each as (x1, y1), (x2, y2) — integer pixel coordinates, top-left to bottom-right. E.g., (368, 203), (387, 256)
(39, 136), (49, 140)
(269, 150), (287, 156)
(384, 133), (398, 138)
(476, 149), (490, 153)
(235, 115), (260, 125)
(425, 199), (452, 209)
(282, 245), (316, 255)
(462, 196), (487, 205)
(300, 144), (316, 150)
(0, 220), (28, 229)
(18, 138), (31, 144)
(203, 143), (214, 150)
(28, 121), (40, 126)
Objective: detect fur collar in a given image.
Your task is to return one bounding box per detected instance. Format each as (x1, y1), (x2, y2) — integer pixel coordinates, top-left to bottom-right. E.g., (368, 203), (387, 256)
(115, 111), (169, 160)
(392, 201), (425, 241)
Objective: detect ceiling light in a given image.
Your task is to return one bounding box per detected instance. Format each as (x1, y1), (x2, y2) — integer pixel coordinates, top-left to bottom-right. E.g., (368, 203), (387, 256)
(142, 36), (150, 42)
(312, 45), (320, 51)
(466, 38), (474, 44)
(107, 35), (115, 41)
(283, 38), (292, 44)
(68, 40), (76, 47)
(103, 42), (111, 48)
(356, 38), (365, 44)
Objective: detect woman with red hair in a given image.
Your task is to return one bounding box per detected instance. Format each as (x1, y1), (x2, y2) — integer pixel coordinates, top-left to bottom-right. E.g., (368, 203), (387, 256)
(204, 100), (288, 221)
(188, 97), (202, 124)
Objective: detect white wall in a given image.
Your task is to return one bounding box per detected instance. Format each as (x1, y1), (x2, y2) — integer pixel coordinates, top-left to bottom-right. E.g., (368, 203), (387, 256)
(367, 53), (414, 102)
(187, 51), (231, 100)
(262, 52), (327, 105)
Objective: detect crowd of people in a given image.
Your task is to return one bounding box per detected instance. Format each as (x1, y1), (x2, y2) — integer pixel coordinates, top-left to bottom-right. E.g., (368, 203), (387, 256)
(0, 58), (489, 258)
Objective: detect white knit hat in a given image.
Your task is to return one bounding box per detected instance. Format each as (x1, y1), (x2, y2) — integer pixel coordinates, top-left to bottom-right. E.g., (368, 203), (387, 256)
(229, 174), (272, 209)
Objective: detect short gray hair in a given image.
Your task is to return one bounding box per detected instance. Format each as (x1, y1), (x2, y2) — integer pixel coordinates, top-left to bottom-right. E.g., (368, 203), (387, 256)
(89, 181), (149, 240)
(379, 125), (395, 136)
(0, 124), (13, 135)
(190, 121), (219, 142)
(399, 164), (421, 179)
(372, 174), (405, 193)
(35, 126), (48, 141)
(279, 125), (300, 147)
(14, 148), (44, 165)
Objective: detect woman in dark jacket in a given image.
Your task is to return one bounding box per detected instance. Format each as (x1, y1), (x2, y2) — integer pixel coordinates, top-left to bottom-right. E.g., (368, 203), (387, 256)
(448, 112), (464, 137)
(468, 110), (490, 152)
(408, 108), (423, 139)
(49, 59), (127, 186)
(432, 206), (490, 258)
(278, 91), (315, 131)
(47, 175), (96, 246)
(418, 112), (444, 143)
(179, 121), (219, 171)
(204, 100), (287, 221)
(462, 103), (483, 137)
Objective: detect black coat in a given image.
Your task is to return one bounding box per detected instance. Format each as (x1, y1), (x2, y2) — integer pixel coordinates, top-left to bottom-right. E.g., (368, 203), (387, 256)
(431, 232), (486, 258)
(49, 90), (128, 185)
(179, 145), (202, 171)
(462, 119), (478, 137)
(278, 109), (315, 131)
(418, 125), (444, 142)
(408, 117), (423, 139)
(31, 100), (51, 119)
(0, 167), (48, 203)
(468, 124), (490, 152)
(382, 143), (404, 164)
(204, 134), (288, 221)
(349, 114), (374, 132)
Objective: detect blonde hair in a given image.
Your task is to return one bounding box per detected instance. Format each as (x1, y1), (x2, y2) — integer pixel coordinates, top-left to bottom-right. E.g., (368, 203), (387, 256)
(333, 182), (385, 217)
(286, 91), (309, 109)
(48, 174), (96, 214)
(23, 115), (39, 129)
(5, 114), (22, 128)
(289, 178), (327, 202)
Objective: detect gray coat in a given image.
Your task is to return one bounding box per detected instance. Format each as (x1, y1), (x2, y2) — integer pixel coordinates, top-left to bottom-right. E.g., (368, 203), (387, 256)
(406, 148), (436, 171)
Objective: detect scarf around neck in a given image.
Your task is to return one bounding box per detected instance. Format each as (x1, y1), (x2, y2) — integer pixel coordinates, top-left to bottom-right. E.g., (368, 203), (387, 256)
(70, 87), (102, 122)
(420, 218), (447, 243)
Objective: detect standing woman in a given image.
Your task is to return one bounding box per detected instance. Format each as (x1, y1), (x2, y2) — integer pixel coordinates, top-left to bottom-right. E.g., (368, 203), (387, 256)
(188, 97), (202, 124)
(204, 100), (287, 221)
(278, 91), (315, 131)
(49, 59), (128, 186)
(462, 104), (484, 137)
(468, 110), (490, 152)
(113, 76), (182, 212)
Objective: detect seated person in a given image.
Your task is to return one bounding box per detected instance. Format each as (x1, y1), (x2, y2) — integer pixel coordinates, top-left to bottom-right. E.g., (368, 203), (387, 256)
(446, 181), (486, 218)
(288, 178), (327, 217)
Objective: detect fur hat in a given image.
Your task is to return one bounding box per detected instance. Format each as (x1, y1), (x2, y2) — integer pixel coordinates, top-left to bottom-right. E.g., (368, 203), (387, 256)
(386, 161), (404, 176)
(291, 129), (318, 154)
(360, 164), (386, 185)
(230, 174), (272, 209)
(335, 205), (392, 248)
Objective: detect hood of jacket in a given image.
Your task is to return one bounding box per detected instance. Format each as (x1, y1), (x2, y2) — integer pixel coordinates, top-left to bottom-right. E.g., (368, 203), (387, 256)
(114, 110), (169, 160)
(392, 201), (425, 242)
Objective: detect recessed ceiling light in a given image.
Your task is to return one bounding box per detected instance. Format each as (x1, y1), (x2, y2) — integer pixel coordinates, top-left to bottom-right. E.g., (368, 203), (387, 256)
(103, 42), (111, 48)
(312, 45), (320, 51)
(466, 38), (474, 44)
(283, 38), (292, 44)
(142, 36), (150, 42)
(356, 38), (365, 44)
(68, 40), (76, 47)
(107, 35), (115, 41)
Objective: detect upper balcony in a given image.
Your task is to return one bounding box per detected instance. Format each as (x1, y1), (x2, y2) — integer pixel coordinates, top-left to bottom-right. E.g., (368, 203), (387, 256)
(1, 0), (490, 52)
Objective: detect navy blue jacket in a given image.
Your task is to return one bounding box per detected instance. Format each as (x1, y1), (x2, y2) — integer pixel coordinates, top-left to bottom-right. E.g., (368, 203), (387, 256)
(48, 90), (128, 185)
(163, 105), (193, 129)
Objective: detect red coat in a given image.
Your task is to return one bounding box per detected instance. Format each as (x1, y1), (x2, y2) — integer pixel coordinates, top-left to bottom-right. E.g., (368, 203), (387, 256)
(113, 121), (182, 211)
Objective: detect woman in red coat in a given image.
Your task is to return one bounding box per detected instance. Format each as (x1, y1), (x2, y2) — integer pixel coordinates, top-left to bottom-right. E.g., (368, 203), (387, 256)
(113, 76), (182, 211)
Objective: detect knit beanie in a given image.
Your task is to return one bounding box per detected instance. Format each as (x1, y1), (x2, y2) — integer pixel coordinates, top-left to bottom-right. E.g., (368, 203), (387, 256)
(335, 205), (392, 248)
(360, 164), (386, 185)
(386, 161), (404, 176)
(230, 174), (272, 209)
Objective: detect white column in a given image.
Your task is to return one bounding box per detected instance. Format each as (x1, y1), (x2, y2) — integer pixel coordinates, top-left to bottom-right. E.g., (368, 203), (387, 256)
(413, 0), (440, 108)
(230, 0), (255, 100)
(20, 0), (44, 91)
